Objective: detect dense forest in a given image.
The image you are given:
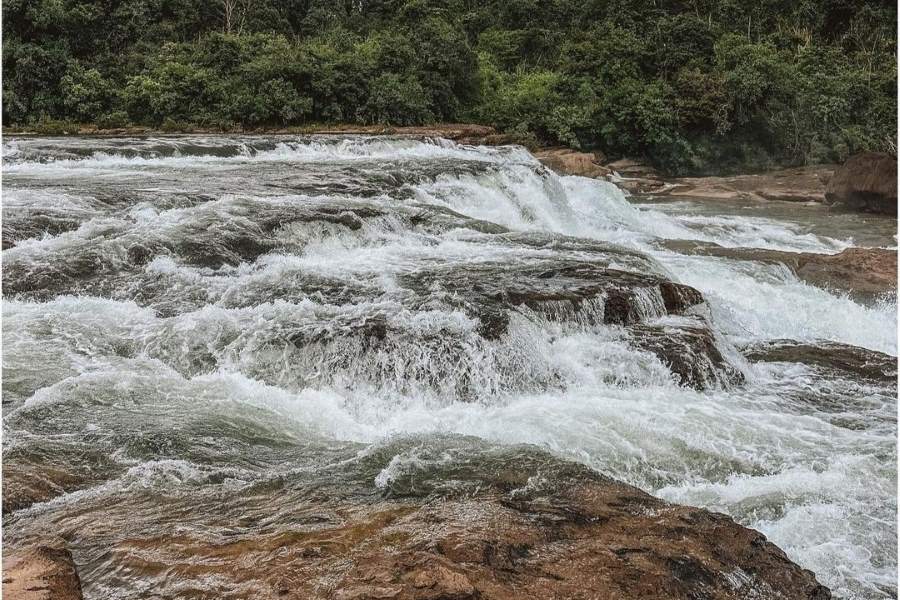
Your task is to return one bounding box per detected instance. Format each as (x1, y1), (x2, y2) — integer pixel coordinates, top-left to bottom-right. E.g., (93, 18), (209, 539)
(3, 0), (897, 173)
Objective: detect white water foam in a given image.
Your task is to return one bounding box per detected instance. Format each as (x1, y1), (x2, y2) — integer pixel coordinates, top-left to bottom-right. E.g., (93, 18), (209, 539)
(3, 136), (895, 599)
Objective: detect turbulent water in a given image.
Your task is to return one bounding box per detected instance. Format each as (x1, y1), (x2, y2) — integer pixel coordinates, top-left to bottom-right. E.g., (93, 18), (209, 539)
(2, 135), (897, 599)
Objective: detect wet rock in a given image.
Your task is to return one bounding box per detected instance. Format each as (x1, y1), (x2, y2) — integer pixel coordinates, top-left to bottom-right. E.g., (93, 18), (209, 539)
(662, 242), (897, 302)
(407, 204), (509, 235)
(659, 280), (705, 313)
(2, 463), (77, 514)
(629, 318), (744, 389)
(614, 177), (669, 194)
(2, 545), (83, 600)
(648, 166), (832, 203)
(792, 248), (897, 300)
(743, 339), (897, 384)
(534, 148), (610, 178)
(825, 152), (897, 215)
(606, 158), (660, 179)
(3, 450), (124, 514)
(402, 261), (706, 336)
(604, 159), (669, 194)
(2, 213), (84, 249)
(48, 445), (829, 600)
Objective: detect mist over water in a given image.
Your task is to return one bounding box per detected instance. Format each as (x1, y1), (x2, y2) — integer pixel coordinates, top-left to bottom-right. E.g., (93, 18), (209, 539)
(3, 135), (896, 599)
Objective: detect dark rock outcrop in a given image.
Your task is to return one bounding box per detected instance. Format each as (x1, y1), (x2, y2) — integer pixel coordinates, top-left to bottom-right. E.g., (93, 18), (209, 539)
(629, 318), (744, 389)
(401, 261), (706, 336)
(825, 152), (897, 215)
(743, 339), (897, 384)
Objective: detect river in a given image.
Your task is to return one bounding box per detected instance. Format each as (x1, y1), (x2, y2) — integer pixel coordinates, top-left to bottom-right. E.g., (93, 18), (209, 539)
(2, 135), (896, 599)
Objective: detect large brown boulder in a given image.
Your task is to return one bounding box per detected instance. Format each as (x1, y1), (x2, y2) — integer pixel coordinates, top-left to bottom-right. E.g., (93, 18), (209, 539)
(20, 449), (828, 600)
(325, 480), (831, 600)
(825, 152), (897, 215)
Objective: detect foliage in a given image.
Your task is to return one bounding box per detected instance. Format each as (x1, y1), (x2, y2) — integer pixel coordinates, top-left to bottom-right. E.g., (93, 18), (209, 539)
(3, 0), (896, 174)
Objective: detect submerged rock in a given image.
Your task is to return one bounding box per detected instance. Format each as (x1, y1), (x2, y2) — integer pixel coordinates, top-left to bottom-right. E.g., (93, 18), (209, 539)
(743, 339), (897, 384)
(2, 545), (83, 600)
(825, 152), (897, 215)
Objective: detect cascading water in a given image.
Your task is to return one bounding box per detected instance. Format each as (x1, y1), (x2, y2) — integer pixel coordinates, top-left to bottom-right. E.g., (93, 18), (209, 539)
(2, 135), (896, 599)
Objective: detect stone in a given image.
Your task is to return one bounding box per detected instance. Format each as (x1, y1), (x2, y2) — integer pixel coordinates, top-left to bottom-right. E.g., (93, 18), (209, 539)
(654, 166), (832, 203)
(742, 339), (897, 383)
(662, 242), (897, 303)
(534, 148), (611, 178)
(4, 443), (831, 600)
(629, 318), (744, 389)
(606, 158), (660, 178)
(825, 152), (897, 215)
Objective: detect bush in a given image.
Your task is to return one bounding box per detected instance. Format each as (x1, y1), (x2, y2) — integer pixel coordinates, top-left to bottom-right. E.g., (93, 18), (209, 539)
(96, 111), (129, 129)
(31, 118), (81, 135)
(363, 73), (432, 125)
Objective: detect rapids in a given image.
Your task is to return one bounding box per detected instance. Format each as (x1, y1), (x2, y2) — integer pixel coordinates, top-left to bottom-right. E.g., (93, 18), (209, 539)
(2, 135), (897, 599)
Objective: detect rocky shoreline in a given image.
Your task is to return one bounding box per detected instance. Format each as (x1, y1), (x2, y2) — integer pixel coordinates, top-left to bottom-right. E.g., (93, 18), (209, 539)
(532, 147), (897, 216)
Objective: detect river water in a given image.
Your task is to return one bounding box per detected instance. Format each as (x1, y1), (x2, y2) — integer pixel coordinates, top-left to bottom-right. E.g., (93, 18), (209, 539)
(2, 135), (896, 599)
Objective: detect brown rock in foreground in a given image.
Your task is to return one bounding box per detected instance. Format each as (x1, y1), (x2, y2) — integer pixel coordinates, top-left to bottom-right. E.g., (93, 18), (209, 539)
(2, 443), (831, 599)
(664, 242), (897, 301)
(534, 147), (611, 178)
(825, 152), (897, 215)
(2, 545), (83, 600)
(327, 485), (830, 600)
(67, 457), (829, 600)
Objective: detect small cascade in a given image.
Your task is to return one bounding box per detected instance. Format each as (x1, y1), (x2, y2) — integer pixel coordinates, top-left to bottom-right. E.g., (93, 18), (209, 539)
(2, 135), (896, 599)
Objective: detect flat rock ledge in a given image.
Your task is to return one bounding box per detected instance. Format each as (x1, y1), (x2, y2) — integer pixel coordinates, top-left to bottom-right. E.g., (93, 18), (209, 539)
(663, 242), (897, 302)
(533, 153), (838, 207)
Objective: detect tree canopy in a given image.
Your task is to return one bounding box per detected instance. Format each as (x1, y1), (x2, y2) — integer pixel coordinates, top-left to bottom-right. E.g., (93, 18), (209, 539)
(3, 0), (896, 173)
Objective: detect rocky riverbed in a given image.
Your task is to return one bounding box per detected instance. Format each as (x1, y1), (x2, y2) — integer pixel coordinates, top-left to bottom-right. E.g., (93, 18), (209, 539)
(2, 135), (896, 599)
